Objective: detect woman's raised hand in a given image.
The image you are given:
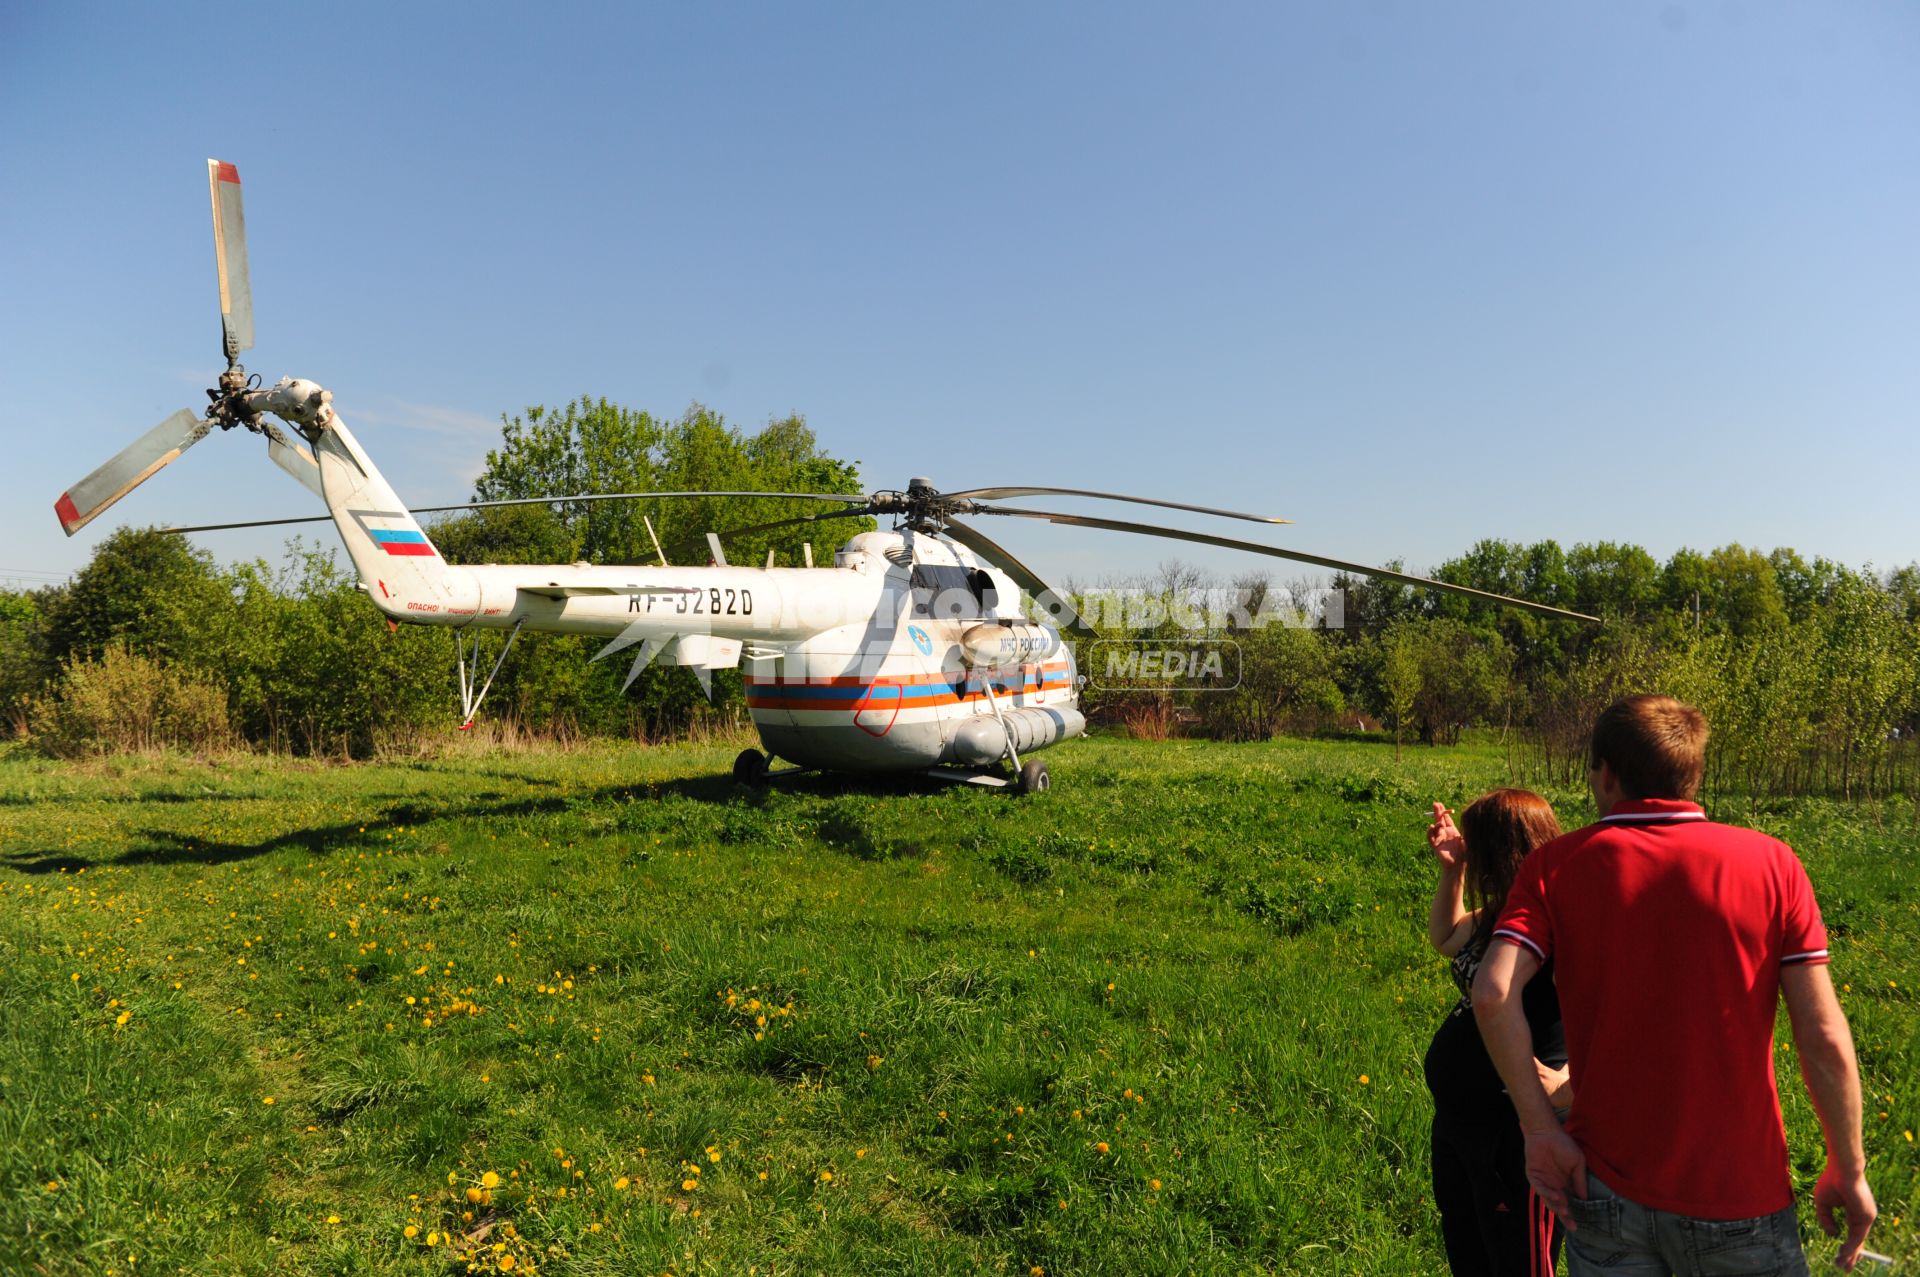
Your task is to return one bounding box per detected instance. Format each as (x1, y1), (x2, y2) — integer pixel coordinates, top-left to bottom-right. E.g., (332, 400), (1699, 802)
(1427, 802), (1465, 868)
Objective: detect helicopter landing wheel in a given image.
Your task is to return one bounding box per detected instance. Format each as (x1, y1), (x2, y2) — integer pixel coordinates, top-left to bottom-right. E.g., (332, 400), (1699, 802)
(1017, 759), (1050, 795)
(732, 748), (770, 787)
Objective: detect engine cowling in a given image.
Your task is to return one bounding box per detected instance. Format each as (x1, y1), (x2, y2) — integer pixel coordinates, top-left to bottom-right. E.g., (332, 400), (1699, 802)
(958, 622), (1057, 669)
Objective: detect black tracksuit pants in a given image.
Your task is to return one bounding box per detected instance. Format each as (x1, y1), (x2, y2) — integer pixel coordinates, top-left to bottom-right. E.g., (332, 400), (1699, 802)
(1431, 1108), (1563, 1276)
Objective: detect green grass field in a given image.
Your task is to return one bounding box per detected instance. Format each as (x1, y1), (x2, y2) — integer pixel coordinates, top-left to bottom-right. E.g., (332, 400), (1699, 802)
(1, 733), (1914, 1276)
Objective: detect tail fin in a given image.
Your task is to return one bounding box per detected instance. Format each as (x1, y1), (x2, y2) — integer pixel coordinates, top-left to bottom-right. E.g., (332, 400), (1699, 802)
(314, 415), (478, 622)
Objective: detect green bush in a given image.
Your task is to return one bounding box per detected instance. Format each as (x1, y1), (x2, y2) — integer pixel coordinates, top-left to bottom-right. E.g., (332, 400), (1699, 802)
(30, 643), (232, 757)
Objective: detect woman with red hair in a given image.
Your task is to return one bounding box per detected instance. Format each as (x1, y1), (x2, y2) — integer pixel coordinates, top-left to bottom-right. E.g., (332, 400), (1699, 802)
(1424, 790), (1569, 1277)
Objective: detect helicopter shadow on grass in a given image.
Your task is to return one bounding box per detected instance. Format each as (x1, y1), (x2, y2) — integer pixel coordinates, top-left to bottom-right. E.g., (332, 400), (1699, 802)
(585, 769), (982, 862)
(0, 760), (995, 876)
(598, 765), (996, 807)
(0, 791), (583, 876)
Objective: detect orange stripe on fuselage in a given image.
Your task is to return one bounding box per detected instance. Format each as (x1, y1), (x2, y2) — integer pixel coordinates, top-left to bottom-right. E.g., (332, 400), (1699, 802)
(744, 660), (1070, 689)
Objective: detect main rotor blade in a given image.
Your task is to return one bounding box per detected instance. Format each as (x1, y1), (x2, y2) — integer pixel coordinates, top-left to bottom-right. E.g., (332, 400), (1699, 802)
(662, 505), (877, 560)
(973, 505), (1601, 624)
(488, 490), (869, 510)
(157, 490), (872, 536)
(949, 485), (1289, 526)
(943, 517), (1094, 637)
(57, 410), (212, 536)
(208, 159), (254, 359)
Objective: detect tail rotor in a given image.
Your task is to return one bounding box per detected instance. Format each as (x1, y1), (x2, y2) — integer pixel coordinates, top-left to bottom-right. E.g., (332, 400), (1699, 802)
(54, 159), (303, 537)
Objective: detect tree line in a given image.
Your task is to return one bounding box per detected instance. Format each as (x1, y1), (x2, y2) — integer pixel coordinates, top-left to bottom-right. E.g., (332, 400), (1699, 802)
(1073, 541), (1920, 800)
(6, 398), (1916, 800)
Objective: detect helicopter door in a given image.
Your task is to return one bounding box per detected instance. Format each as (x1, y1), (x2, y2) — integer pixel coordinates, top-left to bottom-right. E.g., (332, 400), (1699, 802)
(910, 564), (988, 621)
(852, 679), (904, 737)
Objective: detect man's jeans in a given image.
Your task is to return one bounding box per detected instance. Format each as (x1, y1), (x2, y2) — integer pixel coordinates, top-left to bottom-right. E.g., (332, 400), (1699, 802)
(1565, 1175), (1809, 1277)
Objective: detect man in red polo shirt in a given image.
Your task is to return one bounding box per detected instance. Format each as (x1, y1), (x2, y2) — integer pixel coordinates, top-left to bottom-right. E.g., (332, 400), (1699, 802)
(1471, 695), (1876, 1274)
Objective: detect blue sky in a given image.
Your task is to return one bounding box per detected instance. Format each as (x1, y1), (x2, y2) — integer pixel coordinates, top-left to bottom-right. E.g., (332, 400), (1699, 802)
(4, 2), (1916, 593)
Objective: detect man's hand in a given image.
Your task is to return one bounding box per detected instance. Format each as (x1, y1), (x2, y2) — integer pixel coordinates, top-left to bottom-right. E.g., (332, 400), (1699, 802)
(1781, 965), (1874, 1269)
(1524, 1125), (1587, 1227)
(1814, 1161), (1876, 1271)
(1428, 802), (1465, 869)
(1533, 1059), (1573, 1113)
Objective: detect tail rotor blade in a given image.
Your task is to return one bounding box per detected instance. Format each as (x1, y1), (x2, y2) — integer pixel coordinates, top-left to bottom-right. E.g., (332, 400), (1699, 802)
(55, 409), (211, 536)
(264, 424), (324, 499)
(207, 159), (254, 360)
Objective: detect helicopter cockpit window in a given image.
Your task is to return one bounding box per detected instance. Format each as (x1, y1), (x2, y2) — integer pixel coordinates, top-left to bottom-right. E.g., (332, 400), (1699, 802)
(911, 564), (992, 620)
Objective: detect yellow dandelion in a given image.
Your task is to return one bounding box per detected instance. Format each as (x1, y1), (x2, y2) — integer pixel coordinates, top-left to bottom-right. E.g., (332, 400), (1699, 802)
(1151, 1178), (1162, 1190)
(326, 1214), (341, 1224)
(682, 1178), (698, 1191)
(403, 1225), (418, 1238)
(427, 1231), (440, 1246)
(1095, 1141), (1110, 1154)
(481, 1171), (501, 1189)
(1358, 1075), (1370, 1085)
(466, 1186), (484, 1204)
(614, 1176), (630, 1190)
(262, 1096), (275, 1105)
(499, 1257), (515, 1272)
(819, 1170), (833, 1183)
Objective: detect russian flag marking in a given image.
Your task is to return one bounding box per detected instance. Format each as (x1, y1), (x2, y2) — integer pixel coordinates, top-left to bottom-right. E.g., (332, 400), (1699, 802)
(370, 528), (435, 557)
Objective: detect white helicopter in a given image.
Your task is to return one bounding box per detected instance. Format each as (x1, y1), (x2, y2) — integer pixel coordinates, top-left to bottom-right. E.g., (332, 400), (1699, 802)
(55, 160), (1597, 793)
